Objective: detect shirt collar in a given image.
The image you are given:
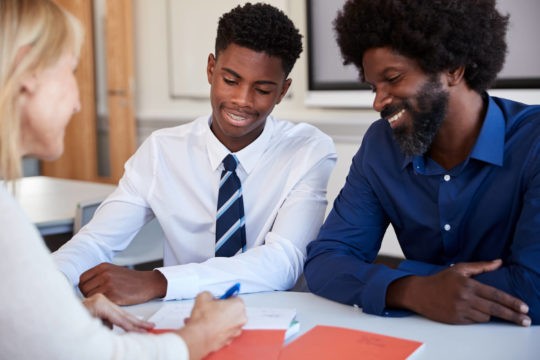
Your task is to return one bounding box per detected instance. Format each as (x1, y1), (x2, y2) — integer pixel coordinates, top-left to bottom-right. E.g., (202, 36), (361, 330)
(468, 95), (504, 166)
(402, 94), (505, 169)
(206, 115), (274, 174)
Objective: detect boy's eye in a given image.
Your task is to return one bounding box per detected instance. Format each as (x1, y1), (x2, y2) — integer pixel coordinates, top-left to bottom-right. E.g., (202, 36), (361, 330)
(256, 89), (271, 95)
(223, 78), (236, 85)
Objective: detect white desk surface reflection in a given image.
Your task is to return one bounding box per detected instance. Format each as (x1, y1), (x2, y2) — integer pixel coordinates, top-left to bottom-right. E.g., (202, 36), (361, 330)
(123, 291), (539, 360)
(14, 176), (116, 235)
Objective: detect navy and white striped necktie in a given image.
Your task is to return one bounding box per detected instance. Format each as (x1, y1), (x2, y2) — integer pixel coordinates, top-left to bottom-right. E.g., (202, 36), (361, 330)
(215, 154), (246, 257)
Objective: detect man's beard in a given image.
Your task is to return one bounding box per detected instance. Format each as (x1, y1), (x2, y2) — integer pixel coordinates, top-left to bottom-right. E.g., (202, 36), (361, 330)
(382, 77), (449, 156)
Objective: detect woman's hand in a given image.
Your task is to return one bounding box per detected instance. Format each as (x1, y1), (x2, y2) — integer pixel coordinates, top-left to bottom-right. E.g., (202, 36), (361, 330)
(176, 291), (246, 360)
(82, 293), (155, 332)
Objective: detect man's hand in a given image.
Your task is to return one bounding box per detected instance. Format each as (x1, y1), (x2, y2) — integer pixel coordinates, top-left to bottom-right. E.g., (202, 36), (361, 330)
(82, 293), (155, 332)
(79, 263), (167, 305)
(387, 259), (531, 326)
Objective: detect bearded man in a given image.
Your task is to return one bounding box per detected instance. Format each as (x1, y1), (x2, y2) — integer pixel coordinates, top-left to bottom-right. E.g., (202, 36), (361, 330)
(305, 0), (540, 326)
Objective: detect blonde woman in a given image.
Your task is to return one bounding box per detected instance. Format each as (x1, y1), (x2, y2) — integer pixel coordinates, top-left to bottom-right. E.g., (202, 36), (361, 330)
(0, 1), (246, 359)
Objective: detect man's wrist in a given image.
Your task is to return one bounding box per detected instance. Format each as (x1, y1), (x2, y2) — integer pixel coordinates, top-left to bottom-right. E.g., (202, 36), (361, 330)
(386, 275), (417, 311)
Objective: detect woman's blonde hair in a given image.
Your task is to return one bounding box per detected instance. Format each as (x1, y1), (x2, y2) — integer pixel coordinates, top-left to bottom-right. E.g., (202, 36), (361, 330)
(0, 0), (83, 181)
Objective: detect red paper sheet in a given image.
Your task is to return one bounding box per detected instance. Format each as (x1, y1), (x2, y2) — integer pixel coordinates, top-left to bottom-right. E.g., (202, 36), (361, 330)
(205, 329), (286, 360)
(278, 325), (423, 360)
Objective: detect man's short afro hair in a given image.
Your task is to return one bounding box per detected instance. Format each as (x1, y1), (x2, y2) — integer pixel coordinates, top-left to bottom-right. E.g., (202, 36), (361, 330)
(215, 2), (303, 77)
(334, 0), (509, 93)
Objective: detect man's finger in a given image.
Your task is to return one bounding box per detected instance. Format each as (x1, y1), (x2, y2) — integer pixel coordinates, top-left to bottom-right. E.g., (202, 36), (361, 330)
(453, 259), (502, 277)
(463, 308), (490, 324)
(469, 281), (531, 326)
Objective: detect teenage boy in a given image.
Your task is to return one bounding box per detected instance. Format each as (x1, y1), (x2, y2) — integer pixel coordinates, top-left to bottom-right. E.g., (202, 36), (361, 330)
(54, 3), (336, 305)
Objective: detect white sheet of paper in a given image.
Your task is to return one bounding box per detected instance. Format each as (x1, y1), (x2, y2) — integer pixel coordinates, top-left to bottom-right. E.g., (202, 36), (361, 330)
(147, 302), (296, 330)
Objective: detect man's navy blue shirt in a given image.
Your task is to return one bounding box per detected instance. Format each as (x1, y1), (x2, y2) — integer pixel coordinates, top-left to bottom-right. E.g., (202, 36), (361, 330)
(305, 96), (540, 323)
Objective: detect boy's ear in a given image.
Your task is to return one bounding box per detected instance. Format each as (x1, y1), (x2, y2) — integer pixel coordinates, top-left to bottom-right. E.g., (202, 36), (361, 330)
(276, 78), (292, 105)
(207, 53), (216, 84)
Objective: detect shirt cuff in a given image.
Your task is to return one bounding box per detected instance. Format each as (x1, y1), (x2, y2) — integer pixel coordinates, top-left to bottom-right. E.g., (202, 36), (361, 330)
(53, 258), (81, 286)
(360, 269), (411, 316)
(156, 266), (200, 300)
(397, 259), (447, 276)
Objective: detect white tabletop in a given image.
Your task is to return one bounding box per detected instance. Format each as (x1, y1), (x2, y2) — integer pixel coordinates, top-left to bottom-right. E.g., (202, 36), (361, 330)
(124, 291), (540, 359)
(13, 176), (116, 235)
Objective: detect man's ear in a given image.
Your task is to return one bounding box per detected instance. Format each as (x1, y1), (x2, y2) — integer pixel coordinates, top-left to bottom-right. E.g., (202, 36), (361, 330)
(446, 66), (465, 86)
(207, 53), (216, 84)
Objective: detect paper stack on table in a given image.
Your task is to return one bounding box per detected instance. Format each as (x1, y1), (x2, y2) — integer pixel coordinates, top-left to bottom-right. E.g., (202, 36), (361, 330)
(147, 302), (299, 360)
(148, 302), (297, 334)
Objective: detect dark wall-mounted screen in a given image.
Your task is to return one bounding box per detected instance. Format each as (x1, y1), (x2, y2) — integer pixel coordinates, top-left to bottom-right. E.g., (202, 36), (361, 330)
(307, 0), (540, 92)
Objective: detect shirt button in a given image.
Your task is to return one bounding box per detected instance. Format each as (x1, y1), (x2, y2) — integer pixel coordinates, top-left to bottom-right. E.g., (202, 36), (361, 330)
(443, 174), (451, 181)
(444, 224), (451, 231)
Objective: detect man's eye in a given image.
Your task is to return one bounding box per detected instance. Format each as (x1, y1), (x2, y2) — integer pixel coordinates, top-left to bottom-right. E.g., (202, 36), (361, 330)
(387, 75), (401, 83)
(223, 78), (236, 85)
(256, 89), (271, 95)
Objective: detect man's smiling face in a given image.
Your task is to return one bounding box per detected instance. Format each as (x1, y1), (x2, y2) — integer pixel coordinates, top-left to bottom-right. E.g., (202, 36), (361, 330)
(363, 47), (449, 156)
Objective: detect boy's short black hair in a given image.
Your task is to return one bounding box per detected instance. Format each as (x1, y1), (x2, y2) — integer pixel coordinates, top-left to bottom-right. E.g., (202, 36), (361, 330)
(215, 2), (302, 77)
(334, 0), (509, 93)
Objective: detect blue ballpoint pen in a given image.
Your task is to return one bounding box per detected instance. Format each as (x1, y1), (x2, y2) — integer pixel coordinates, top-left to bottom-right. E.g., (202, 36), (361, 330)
(219, 283), (241, 299)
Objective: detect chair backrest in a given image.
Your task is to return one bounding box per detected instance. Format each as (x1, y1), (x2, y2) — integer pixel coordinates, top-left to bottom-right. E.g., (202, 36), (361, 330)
(73, 198), (164, 268)
(74, 197), (105, 233)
